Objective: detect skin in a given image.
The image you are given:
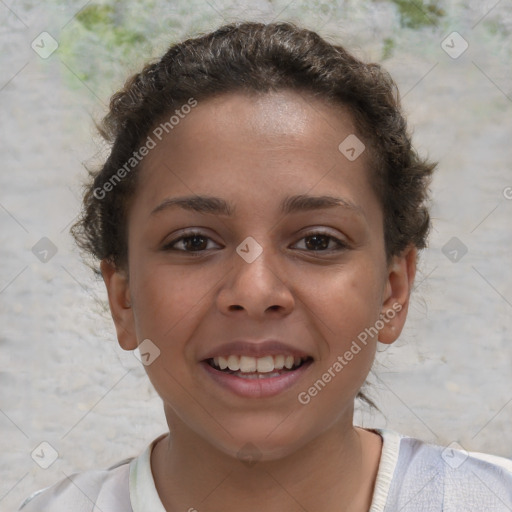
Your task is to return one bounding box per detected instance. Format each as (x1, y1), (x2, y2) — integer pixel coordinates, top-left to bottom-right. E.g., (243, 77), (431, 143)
(101, 90), (417, 512)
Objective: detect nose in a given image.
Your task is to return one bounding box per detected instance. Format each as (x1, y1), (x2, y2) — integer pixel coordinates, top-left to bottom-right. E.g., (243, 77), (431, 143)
(216, 239), (295, 320)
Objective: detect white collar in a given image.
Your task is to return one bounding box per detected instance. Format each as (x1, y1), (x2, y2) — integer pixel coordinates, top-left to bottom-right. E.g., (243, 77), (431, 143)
(368, 428), (403, 511)
(129, 433), (168, 512)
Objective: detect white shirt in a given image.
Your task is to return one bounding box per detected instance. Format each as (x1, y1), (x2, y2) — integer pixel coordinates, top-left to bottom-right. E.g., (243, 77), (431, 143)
(19, 428), (512, 511)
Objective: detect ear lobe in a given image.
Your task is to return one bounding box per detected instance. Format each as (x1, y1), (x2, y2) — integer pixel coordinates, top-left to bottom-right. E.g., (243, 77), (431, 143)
(378, 245), (418, 345)
(100, 259), (138, 351)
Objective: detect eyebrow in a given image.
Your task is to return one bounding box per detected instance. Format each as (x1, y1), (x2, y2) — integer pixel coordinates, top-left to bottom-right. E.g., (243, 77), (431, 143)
(150, 194), (365, 217)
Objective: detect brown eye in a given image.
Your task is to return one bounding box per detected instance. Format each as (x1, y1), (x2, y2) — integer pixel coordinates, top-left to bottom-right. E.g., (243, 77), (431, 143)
(294, 231), (347, 252)
(163, 232), (219, 252)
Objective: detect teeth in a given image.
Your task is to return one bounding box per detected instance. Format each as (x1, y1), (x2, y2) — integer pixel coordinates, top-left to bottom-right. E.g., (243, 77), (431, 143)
(256, 356), (274, 373)
(237, 372), (283, 379)
(239, 356), (257, 372)
(227, 355), (240, 371)
(274, 355), (285, 370)
(210, 354), (308, 373)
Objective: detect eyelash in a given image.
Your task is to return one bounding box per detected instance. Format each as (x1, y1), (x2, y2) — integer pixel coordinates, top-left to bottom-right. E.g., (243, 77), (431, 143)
(162, 230), (348, 254)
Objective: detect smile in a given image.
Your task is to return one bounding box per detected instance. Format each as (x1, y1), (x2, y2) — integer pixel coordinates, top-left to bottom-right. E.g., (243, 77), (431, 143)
(208, 354), (311, 375)
(201, 355), (314, 397)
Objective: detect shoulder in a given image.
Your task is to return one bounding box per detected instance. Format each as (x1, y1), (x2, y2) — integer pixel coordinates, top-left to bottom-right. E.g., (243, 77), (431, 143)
(18, 458), (133, 512)
(380, 430), (512, 512)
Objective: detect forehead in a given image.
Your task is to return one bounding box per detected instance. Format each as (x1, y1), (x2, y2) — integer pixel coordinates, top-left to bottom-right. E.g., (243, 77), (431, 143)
(130, 90), (381, 226)
(176, 90), (358, 148)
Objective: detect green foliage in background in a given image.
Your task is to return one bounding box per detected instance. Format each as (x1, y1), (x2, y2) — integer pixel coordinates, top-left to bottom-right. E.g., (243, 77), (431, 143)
(75, 4), (147, 47)
(381, 37), (396, 60)
(54, 0), (509, 95)
(390, 0), (445, 28)
(57, 0), (194, 96)
(483, 18), (511, 37)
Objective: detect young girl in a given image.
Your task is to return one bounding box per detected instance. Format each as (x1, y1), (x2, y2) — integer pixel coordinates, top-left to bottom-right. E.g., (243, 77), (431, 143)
(20, 21), (512, 512)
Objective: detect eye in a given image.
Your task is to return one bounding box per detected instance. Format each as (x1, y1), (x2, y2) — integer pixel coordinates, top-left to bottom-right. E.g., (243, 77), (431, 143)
(293, 230), (348, 252)
(162, 231), (220, 252)
(162, 229), (348, 253)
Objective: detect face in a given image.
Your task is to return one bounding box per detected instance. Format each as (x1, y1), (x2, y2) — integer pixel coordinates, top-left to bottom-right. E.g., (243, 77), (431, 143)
(102, 90), (416, 461)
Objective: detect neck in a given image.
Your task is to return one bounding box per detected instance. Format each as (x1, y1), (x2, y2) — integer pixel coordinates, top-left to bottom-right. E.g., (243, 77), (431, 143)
(151, 408), (382, 512)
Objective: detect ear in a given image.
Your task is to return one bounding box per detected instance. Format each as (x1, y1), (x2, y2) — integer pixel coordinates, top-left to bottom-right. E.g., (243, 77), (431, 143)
(100, 259), (138, 351)
(378, 245), (417, 345)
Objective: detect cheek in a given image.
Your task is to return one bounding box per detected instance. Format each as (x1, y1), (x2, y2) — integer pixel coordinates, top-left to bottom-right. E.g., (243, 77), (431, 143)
(308, 263), (383, 337)
(297, 270), (381, 415)
(128, 262), (205, 402)
(129, 259), (209, 347)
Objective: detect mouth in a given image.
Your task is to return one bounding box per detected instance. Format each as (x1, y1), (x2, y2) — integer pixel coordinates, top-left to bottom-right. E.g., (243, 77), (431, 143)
(200, 353), (314, 398)
(205, 354), (313, 379)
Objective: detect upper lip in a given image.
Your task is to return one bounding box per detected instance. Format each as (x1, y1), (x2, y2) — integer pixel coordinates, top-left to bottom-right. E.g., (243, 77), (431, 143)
(201, 340), (313, 360)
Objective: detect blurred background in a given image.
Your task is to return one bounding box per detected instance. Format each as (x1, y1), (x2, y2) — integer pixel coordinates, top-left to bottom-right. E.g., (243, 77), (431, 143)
(1, 0), (511, 509)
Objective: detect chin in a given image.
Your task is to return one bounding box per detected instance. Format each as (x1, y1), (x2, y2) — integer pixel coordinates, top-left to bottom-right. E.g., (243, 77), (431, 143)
(209, 421), (320, 464)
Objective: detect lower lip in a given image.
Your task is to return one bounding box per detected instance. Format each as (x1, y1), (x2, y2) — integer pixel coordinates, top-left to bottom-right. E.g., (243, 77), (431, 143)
(200, 360), (313, 398)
